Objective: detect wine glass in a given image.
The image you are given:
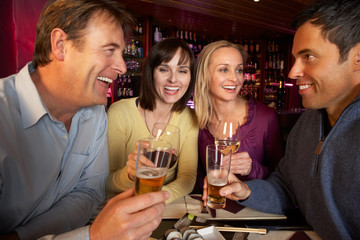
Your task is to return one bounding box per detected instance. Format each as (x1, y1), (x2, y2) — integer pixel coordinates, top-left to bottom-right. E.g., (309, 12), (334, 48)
(150, 123), (180, 169)
(214, 120), (240, 154)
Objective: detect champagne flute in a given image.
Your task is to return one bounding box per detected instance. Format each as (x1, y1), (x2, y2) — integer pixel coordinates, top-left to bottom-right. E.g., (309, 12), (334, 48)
(150, 123), (180, 169)
(214, 120), (240, 154)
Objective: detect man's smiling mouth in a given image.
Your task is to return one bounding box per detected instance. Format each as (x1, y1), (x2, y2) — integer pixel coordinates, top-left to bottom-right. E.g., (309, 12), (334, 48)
(97, 76), (113, 84)
(299, 84), (312, 90)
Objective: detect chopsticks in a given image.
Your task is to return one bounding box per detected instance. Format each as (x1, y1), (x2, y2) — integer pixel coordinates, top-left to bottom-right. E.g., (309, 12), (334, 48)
(190, 225), (267, 235)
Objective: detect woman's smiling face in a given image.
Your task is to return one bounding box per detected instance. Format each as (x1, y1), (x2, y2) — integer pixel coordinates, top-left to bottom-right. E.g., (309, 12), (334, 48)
(153, 48), (191, 105)
(208, 47), (244, 102)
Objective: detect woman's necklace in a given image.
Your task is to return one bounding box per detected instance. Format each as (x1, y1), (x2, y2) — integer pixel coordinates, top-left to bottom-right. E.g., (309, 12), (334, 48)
(144, 109), (172, 132)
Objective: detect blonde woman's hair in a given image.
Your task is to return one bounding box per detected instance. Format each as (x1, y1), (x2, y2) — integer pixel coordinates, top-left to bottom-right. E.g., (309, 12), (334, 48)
(194, 40), (247, 129)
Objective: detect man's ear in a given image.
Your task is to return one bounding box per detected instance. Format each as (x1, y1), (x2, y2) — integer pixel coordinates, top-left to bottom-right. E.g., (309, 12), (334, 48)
(51, 28), (67, 61)
(352, 43), (360, 72)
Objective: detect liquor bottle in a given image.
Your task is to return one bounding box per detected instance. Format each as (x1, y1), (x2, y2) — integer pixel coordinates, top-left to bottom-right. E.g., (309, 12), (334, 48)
(135, 23), (139, 34)
(154, 27), (162, 43)
(180, 30), (184, 41)
(276, 72), (286, 112)
(128, 76), (133, 97)
(188, 31), (194, 50)
(118, 75), (123, 99)
(192, 32), (198, 56)
(243, 40), (249, 54)
(249, 40), (255, 55)
(136, 40), (144, 58)
(184, 30), (189, 46)
(245, 40), (259, 76)
(255, 41), (260, 57)
(131, 39), (136, 56)
(126, 42), (131, 55)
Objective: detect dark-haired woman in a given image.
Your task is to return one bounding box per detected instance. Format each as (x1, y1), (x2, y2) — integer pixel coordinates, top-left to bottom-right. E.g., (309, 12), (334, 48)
(106, 38), (198, 203)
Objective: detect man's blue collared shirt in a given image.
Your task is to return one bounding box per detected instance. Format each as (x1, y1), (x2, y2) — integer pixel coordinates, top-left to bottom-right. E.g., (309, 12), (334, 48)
(0, 63), (109, 239)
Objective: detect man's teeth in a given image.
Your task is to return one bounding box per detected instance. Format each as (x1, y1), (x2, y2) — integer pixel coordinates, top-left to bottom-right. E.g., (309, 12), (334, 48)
(164, 86), (180, 91)
(223, 86), (236, 90)
(97, 76), (113, 84)
(299, 84), (311, 90)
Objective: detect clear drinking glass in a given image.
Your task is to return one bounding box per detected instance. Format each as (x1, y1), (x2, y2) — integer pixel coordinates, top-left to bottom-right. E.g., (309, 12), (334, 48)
(214, 120), (240, 154)
(135, 138), (172, 195)
(150, 123), (180, 169)
(206, 144), (232, 209)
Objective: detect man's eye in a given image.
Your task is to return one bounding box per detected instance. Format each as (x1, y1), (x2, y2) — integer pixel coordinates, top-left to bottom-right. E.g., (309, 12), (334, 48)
(305, 54), (315, 61)
(106, 49), (115, 55)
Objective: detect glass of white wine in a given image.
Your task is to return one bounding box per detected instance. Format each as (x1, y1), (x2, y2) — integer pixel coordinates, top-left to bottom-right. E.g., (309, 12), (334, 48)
(214, 120), (240, 154)
(150, 123), (180, 169)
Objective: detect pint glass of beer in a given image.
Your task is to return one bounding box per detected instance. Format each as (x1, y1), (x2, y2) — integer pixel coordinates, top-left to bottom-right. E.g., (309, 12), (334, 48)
(206, 144), (232, 209)
(135, 138), (172, 195)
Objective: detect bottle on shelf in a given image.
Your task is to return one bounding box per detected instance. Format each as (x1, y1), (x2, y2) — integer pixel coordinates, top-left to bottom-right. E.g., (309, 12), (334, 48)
(131, 39), (136, 56)
(243, 39), (249, 54)
(138, 23), (143, 34)
(192, 32), (199, 56)
(136, 40), (144, 58)
(117, 75), (135, 100)
(276, 73), (286, 112)
(154, 26), (162, 43)
(188, 31), (194, 50)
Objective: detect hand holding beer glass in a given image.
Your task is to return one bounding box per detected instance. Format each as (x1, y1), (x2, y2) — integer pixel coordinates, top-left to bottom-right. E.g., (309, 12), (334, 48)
(135, 138), (172, 195)
(206, 144), (232, 209)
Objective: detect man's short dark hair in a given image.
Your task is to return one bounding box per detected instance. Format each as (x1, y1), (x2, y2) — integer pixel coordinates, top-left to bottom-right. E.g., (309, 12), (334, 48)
(292, 0), (360, 63)
(33, 0), (134, 68)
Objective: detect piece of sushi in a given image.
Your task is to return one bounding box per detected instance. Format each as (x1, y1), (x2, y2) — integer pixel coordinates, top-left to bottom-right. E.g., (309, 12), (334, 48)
(187, 232), (204, 240)
(165, 229), (182, 240)
(180, 228), (197, 240)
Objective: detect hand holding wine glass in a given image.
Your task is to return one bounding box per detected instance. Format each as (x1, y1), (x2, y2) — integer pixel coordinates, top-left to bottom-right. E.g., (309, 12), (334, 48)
(214, 120), (240, 155)
(150, 123), (180, 169)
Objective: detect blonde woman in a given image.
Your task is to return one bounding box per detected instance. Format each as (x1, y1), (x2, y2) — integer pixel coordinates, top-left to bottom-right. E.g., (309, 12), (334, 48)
(193, 40), (284, 192)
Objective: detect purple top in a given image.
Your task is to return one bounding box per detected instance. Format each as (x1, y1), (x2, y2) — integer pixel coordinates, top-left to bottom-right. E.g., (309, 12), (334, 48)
(195, 96), (284, 192)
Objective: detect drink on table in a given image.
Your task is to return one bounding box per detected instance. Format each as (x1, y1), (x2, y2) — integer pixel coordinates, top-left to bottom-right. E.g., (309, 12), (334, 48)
(135, 138), (172, 195)
(206, 144), (232, 209)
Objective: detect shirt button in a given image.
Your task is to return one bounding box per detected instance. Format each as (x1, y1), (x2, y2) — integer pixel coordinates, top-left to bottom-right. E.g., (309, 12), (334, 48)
(62, 135), (67, 140)
(45, 195), (49, 200)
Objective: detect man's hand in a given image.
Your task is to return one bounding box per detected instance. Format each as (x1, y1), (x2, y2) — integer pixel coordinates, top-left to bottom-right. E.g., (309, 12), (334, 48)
(90, 187), (169, 240)
(220, 173), (251, 200)
(202, 173), (251, 204)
